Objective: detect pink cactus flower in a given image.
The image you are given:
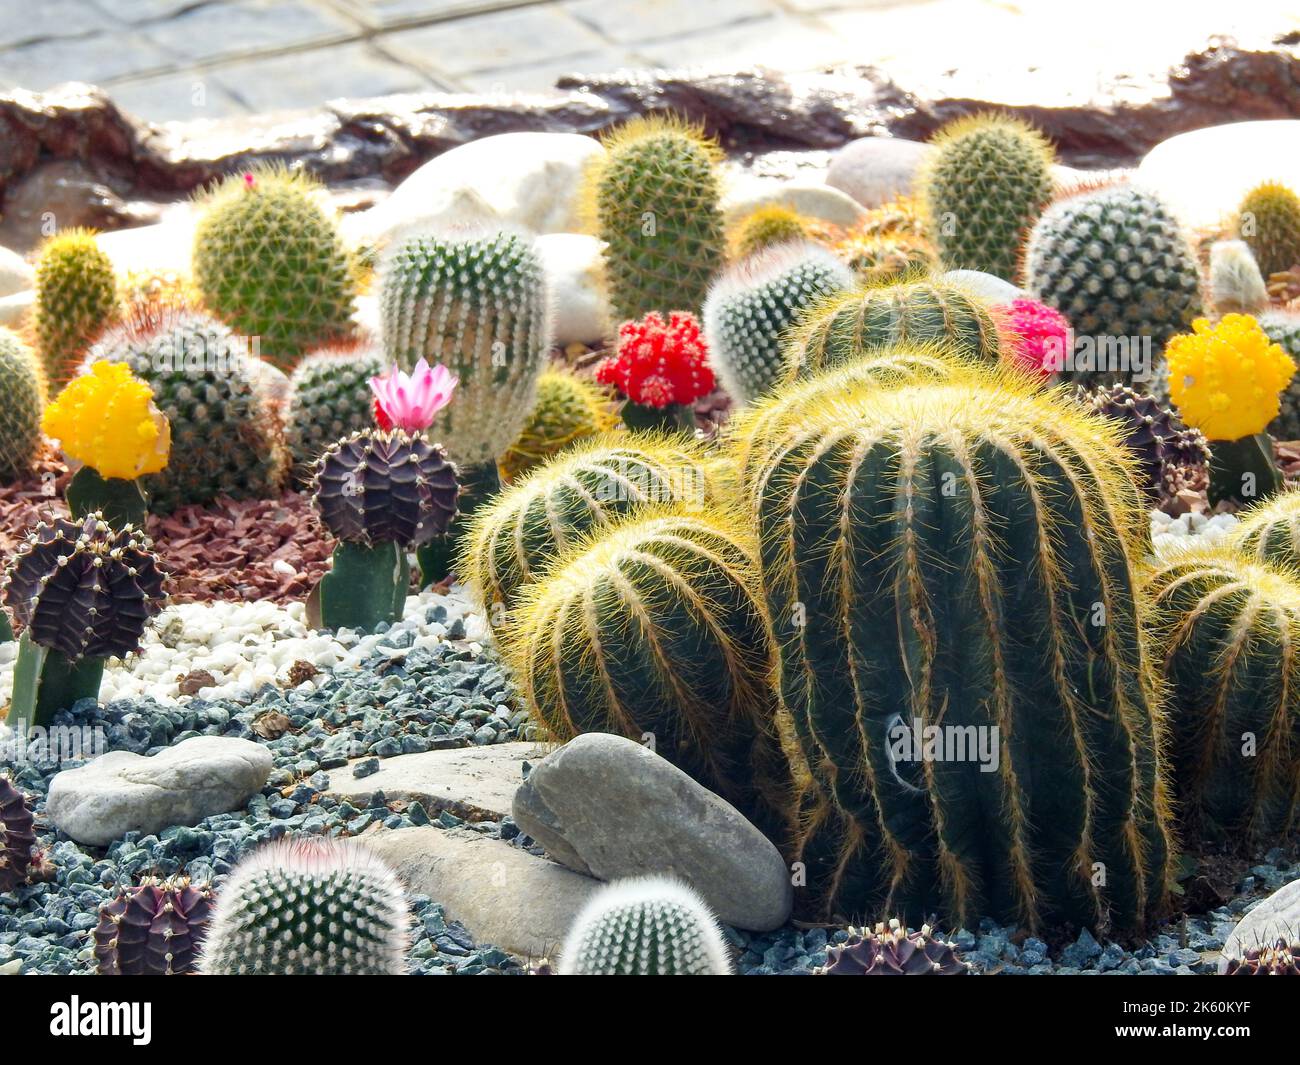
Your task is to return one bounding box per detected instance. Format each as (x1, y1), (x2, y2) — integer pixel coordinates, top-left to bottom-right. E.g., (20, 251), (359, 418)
(369, 359), (458, 434)
(243, 172), (256, 191)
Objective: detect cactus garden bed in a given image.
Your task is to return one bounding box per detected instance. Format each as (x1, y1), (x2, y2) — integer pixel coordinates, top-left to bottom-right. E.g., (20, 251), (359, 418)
(3, 35), (1300, 983)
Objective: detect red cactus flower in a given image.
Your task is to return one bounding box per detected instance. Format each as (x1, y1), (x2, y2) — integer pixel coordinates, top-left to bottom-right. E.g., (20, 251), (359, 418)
(595, 311), (715, 408)
(373, 397), (392, 431)
(996, 297), (1073, 379)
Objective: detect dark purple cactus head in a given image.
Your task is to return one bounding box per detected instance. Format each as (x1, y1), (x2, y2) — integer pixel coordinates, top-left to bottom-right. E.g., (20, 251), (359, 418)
(0, 776), (35, 893)
(94, 877), (215, 976)
(2, 513), (166, 661)
(1087, 383), (1209, 504)
(1225, 939), (1300, 975)
(819, 920), (967, 975)
(313, 429), (459, 548)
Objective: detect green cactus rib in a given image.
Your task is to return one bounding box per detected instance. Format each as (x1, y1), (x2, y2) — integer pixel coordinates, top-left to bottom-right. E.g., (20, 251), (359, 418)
(1142, 546), (1300, 845)
(504, 508), (796, 846)
(743, 362), (1172, 931)
(463, 435), (712, 623)
(1232, 491), (1300, 566)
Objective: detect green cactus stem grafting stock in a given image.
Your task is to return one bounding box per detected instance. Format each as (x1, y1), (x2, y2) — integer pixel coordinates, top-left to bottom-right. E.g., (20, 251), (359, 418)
(0, 776), (36, 893)
(285, 341), (387, 483)
(738, 360), (1173, 932)
(1208, 433), (1284, 509)
(558, 877), (733, 975)
(312, 430), (459, 632)
(2, 514), (165, 730)
(0, 329), (43, 483)
(1143, 546), (1300, 845)
(584, 115), (726, 321)
(504, 508), (796, 845)
(1237, 181), (1300, 277)
(781, 277), (1003, 386)
(0, 608), (12, 644)
(32, 228), (118, 385)
(94, 877), (214, 976)
(200, 838), (410, 975)
(192, 166), (356, 370)
(703, 241), (854, 406)
(66, 466), (148, 530)
(462, 435), (712, 625)
(921, 114), (1055, 281)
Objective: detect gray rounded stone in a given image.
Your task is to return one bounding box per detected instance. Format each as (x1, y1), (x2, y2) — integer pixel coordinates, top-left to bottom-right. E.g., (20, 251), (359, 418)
(1221, 877), (1300, 970)
(826, 136), (932, 208)
(511, 732), (792, 931)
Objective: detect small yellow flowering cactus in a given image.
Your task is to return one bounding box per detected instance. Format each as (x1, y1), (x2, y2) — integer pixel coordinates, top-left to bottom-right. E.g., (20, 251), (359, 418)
(43, 361), (171, 480)
(1166, 314), (1296, 442)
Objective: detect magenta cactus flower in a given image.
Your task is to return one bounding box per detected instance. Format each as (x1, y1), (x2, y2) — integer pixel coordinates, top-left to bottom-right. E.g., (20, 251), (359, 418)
(996, 297), (1073, 380)
(370, 358), (458, 434)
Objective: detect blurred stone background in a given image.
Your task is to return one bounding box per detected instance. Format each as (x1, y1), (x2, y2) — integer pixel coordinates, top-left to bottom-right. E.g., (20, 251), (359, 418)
(1, 0), (1293, 123)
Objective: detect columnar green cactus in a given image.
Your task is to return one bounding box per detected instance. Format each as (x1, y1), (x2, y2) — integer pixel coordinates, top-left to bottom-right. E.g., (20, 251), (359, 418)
(920, 114), (1056, 281)
(499, 368), (617, 482)
(1143, 546), (1300, 845)
(1229, 491), (1300, 566)
(583, 115), (726, 321)
(199, 838), (409, 975)
(557, 877), (732, 975)
(284, 341), (387, 481)
(737, 359), (1173, 931)
(463, 436), (712, 623)
(503, 508), (795, 844)
(703, 241), (854, 406)
(0, 329), (44, 483)
(781, 278), (1002, 386)
(32, 228), (118, 384)
(1261, 311), (1300, 439)
(1025, 184), (1202, 381)
(86, 304), (288, 512)
(192, 167), (357, 370)
(1237, 181), (1300, 277)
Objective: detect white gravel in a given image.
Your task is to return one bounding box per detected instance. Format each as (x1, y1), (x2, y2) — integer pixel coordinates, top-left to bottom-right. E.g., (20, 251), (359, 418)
(0, 586), (489, 710)
(1150, 509), (1239, 556)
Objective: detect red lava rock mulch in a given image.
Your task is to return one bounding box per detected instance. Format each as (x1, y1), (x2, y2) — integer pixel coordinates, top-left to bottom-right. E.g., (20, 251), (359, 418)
(0, 452), (333, 605)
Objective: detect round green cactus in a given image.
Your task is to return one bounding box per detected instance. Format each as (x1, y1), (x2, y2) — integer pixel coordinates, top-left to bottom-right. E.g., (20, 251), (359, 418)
(1230, 490), (1300, 566)
(192, 166), (357, 371)
(584, 115), (726, 322)
(85, 303), (288, 512)
(32, 228), (118, 385)
(499, 368), (617, 482)
(558, 876), (732, 975)
(1238, 181), (1300, 277)
(1261, 311), (1300, 439)
(199, 838), (409, 975)
(284, 341), (386, 482)
(921, 114), (1056, 281)
(0, 329), (43, 483)
(1025, 184), (1202, 383)
(729, 204), (814, 260)
(703, 241), (854, 406)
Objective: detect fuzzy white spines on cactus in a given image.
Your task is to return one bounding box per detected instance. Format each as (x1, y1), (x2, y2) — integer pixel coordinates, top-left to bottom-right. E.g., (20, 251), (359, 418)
(377, 223), (552, 468)
(703, 241), (853, 406)
(557, 876), (732, 976)
(198, 838), (409, 975)
(1209, 240), (1268, 316)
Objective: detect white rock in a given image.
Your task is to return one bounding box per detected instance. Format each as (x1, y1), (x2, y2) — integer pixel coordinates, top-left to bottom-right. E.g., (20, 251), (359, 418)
(1137, 120), (1300, 231)
(0, 245), (32, 298)
(95, 208), (197, 278)
(46, 737), (272, 846)
(1222, 877), (1300, 970)
(0, 289), (33, 331)
(724, 178), (866, 227)
(535, 233), (609, 344)
(825, 136), (932, 209)
(355, 132), (604, 246)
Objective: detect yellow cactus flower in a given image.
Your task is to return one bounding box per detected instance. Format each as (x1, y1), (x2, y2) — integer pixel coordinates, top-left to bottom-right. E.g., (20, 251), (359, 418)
(1166, 314), (1296, 441)
(42, 361), (171, 480)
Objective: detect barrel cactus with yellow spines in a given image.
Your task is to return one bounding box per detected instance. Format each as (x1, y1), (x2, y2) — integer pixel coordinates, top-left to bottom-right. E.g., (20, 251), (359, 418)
(781, 277), (1003, 386)
(502, 507), (796, 845)
(32, 228), (118, 385)
(729, 204), (814, 260)
(737, 359), (1173, 932)
(0, 329), (44, 483)
(499, 368), (617, 482)
(464, 436), (712, 627)
(583, 115), (725, 321)
(1237, 180), (1300, 277)
(1143, 545), (1300, 846)
(1229, 491), (1300, 566)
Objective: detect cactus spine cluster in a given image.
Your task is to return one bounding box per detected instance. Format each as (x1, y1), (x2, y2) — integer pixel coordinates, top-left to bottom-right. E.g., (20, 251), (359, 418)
(284, 341), (387, 481)
(199, 838), (410, 975)
(0, 328), (44, 483)
(32, 228), (118, 384)
(921, 114), (1056, 281)
(499, 368), (617, 482)
(0, 776), (36, 893)
(192, 167), (356, 370)
(558, 877), (732, 975)
(94, 878), (214, 975)
(464, 436), (711, 621)
(781, 278), (1002, 386)
(736, 356), (1173, 931)
(1224, 940), (1300, 976)
(818, 919), (967, 975)
(584, 115), (726, 321)
(1237, 181), (1300, 277)
(703, 241), (854, 406)
(502, 508), (794, 842)
(1025, 185), (1202, 378)
(1142, 546), (1300, 845)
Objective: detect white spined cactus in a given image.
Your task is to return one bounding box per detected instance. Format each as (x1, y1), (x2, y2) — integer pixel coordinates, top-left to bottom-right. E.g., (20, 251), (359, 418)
(377, 222), (552, 469)
(702, 240), (853, 406)
(558, 876), (733, 976)
(198, 837), (410, 975)
(1209, 239), (1268, 317)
